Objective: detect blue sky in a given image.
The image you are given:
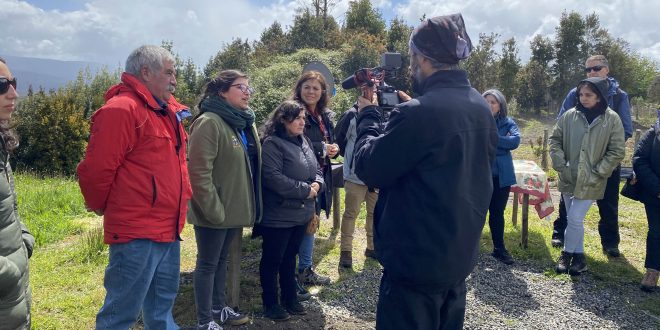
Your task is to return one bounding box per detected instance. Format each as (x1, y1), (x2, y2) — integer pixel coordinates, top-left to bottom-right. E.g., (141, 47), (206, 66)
(2, 0), (659, 69)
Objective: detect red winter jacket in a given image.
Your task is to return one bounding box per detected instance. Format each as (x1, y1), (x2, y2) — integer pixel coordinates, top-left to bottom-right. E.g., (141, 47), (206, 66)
(77, 73), (192, 244)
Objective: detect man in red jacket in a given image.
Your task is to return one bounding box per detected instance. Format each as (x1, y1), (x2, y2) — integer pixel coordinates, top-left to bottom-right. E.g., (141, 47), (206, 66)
(77, 45), (192, 329)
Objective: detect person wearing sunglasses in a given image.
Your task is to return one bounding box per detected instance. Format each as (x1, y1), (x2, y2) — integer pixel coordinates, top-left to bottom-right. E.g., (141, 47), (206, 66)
(551, 55), (632, 258)
(0, 57), (35, 330)
(187, 69), (258, 329)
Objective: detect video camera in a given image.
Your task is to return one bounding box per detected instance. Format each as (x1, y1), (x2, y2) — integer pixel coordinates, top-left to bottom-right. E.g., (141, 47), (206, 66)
(341, 52), (402, 120)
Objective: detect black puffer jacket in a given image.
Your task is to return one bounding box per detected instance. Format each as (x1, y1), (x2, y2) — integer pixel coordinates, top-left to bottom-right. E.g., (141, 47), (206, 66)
(304, 109), (336, 215)
(261, 133), (324, 228)
(633, 124), (660, 206)
(354, 69), (497, 291)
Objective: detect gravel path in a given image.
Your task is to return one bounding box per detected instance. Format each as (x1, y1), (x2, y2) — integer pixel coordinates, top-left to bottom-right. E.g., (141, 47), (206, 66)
(229, 253), (659, 329)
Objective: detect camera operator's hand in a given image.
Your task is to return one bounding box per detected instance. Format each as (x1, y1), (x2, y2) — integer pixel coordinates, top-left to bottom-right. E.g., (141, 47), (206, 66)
(398, 90), (412, 102)
(326, 143), (340, 158)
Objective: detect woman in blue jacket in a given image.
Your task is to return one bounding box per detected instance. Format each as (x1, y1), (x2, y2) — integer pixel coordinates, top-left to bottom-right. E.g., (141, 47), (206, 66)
(483, 89), (520, 265)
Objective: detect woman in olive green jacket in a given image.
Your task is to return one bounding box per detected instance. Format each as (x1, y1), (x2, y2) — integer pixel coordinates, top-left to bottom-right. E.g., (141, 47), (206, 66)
(549, 77), (625, 276)
(0, 57), (35, 330)
(186, 70), (262, 329)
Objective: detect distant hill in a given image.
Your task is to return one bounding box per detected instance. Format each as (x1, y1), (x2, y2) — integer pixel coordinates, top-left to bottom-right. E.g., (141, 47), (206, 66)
(1, 55), (117, 95)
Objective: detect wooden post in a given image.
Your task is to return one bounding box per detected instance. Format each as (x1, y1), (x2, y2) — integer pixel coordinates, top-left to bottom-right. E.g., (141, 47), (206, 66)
(511, 192), (518, 228)
(226, 228), (242, 309)
(541, 129), (549, 170)
(521, 194), (529, 248)
(332, 187), (341, 231)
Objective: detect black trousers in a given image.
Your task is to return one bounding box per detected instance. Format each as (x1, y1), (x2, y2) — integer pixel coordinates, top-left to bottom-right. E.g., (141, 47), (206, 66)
(259, 224), (306, 307)
(489, 177), (511, 250)
(642, 202), (660, 270)
(376, 272), (467, 330)
(553, 165), (621, 248)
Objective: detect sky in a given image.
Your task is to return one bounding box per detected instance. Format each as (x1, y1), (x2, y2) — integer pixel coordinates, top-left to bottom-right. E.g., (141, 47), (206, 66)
(1, 0), (659, 70)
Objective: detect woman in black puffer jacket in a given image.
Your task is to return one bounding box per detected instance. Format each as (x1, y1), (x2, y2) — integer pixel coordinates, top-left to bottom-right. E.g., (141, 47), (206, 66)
(632, 119), (660, 292)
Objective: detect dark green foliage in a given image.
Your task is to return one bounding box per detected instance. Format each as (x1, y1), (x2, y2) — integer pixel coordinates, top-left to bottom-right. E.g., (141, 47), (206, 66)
(464, 33), (499, 93)
(15, 68), (119, 175)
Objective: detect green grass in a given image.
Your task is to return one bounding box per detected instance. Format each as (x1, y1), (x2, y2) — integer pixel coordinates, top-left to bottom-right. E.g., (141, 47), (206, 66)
(18, 113), (660, 328)
(15, 172), (88, 246)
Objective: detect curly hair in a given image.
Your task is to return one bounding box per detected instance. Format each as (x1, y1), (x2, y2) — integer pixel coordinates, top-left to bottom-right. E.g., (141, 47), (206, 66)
(262, 100), (305, 138)
(291, 71), (329, 113)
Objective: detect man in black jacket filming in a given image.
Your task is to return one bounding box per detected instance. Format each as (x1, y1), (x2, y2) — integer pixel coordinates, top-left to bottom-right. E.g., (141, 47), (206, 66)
(353, 13), (497, 329)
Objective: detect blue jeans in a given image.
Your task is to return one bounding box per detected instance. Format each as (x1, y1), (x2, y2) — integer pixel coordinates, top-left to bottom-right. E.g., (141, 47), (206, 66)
(298, 233), (315, 271)
(193, 226), (239, 324)
(562, 194), (594, 254)
(96, 240), (180, 330)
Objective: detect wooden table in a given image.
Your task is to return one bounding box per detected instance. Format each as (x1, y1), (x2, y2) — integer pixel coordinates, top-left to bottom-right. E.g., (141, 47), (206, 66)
(510, 160), (554, 248)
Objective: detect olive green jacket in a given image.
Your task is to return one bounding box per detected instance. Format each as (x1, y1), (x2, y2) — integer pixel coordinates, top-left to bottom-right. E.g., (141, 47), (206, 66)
(0, 142), (33, 330)
(549, 107), (625, 200)
(187, 112), (262, 228)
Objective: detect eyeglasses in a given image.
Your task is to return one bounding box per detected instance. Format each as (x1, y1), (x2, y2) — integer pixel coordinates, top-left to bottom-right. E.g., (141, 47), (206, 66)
(0, 77), (17, 94)
(584, 65), (605, 73)
(231, 83), (255, 95)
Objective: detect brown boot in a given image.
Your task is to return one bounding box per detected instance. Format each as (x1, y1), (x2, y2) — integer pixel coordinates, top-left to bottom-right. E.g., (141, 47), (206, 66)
(641, 268), (659, 292)
(339, 251), (352, 268)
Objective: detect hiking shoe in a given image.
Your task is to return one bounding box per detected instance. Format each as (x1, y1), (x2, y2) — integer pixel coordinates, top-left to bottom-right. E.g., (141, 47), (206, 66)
(213, 306), (249, 326)
(551, 232), (563, 248)
(641, 268), (659, 292)
(339, 251), (352, 268)
(555, 251), (572, 274)
(364, 248), (377, 259)
(299, 267), (331, 285)
(263, 304), (290, 322)
(284, 301), (307, 315)
(296, 278), (311, 301)
(603, 246), (621, 258)
(569, 253), (588, 275)
(197, 321), (222, 330)
(491, 248), (514, 265)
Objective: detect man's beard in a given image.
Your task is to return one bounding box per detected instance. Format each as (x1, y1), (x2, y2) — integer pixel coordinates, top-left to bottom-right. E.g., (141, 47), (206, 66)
(410, 63), (424, 95)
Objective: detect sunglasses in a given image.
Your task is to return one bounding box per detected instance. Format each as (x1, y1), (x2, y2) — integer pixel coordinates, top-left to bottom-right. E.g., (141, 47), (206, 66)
(231, 83), (255, 95)
(584, 65), (605, 73)
(0, 77), (17, 94)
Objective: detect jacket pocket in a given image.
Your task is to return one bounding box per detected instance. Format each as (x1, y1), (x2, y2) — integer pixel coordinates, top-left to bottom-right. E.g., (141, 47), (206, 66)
(279, 198), (307, 209)
(151, 176), (157, 207)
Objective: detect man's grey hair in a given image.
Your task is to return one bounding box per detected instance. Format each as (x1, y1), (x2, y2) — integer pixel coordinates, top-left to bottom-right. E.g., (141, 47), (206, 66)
(410, 45), (459, 71)
(125, 45), (175, 76)
(586, 55), (609, 67)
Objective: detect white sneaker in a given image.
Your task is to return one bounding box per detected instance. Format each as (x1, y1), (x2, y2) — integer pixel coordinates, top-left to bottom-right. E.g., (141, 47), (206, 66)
(197, 320), (222, 330)
(213, 306), (249, 325)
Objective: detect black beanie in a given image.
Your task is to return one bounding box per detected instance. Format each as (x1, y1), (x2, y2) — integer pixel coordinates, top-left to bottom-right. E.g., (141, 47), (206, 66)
(409, 13), (472, 64)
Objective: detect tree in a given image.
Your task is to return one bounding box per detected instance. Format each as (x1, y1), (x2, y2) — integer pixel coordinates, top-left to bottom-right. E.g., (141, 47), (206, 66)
(463, 33), (499, 93)
(515, 60), (551, 113)
(343, 0), (386, 38)
(530, 35), (554, 69)
(203, 38), (251, 82)
(551, 11), (587, 100)
(497, 37), (521, 99)
(647, 75), (660, 104)
(288, 9), (328, 50)
(386, 17), (413, 93)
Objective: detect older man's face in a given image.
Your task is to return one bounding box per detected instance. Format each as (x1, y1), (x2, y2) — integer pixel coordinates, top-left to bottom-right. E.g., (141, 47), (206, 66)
(584, 59), (609, 79)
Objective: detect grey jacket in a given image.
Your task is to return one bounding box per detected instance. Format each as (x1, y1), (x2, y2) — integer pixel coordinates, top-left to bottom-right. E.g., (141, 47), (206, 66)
(261, 133), (323, 228)
(0, 141), (34, 330)
(550, 77), (626, 200)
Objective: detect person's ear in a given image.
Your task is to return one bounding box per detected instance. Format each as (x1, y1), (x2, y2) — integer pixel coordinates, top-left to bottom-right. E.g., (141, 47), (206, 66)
(140, 66), (151, 82)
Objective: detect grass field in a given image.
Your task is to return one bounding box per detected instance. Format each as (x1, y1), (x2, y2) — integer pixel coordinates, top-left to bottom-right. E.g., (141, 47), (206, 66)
(18, 112), (660, 329)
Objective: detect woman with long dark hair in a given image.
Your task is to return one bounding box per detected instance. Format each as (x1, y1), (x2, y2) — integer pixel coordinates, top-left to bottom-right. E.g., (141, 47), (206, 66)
(0, 57), (35, 330)
(290, 71), (336, 287)
(187, 70), (260, 329)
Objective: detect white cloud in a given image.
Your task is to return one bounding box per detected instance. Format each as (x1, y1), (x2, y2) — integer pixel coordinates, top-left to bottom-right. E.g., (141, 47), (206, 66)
(1, 0), (659, 69)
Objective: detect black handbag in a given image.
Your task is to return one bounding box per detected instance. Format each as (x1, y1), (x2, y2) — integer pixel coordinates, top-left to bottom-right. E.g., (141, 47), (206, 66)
(621, 174), (642, 201)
